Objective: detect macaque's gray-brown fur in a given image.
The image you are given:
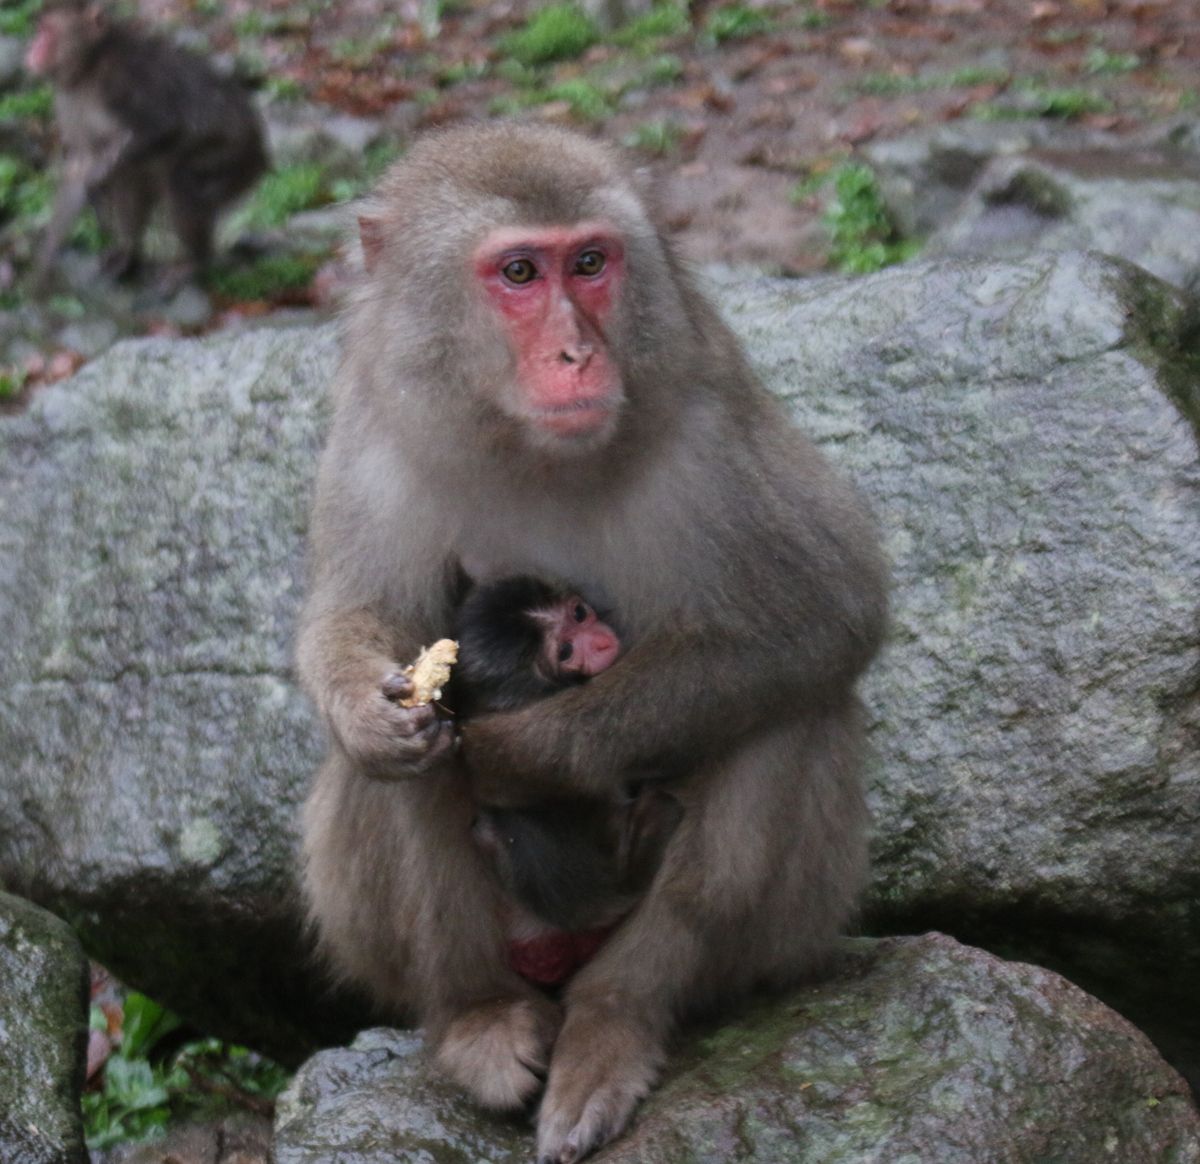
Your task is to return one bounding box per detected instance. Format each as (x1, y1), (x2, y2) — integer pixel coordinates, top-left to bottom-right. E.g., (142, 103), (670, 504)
(26, 1), (266, 290)
(298, 123), (887, 1163)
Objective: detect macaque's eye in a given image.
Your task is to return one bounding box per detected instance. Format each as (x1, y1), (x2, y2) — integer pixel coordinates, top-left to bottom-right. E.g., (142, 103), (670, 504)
(573, 603), (587, 622)
(574, 250), (606, 277)
(502, 258), (537, 285)
(558, 642), (574, 663)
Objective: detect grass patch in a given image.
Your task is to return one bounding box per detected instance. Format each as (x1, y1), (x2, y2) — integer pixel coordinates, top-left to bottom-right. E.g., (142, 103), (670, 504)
(703, 4), (772, 45)
(611, 3), (689, 47)
(1083, 47), (1140, 75)
(205, 252), (324, 302)
(0, 366), (28, 399)
(823, 163), (919, 275)
(972, 82), (1113, 120)
(499, 4), (599, 67)
(0, 154), (53, 223)
(855, 65), (1009, 97)
(244, 162), (329, 228)
(0, 0), (40, 36)
(545, 78), (613, 120)
(83, 992), (288, 1152)
(0, 85), (54, 123)
(623, 119), (683, 156)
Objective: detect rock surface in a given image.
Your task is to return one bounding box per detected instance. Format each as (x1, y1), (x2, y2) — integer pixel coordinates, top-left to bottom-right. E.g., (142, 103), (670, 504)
(0, 252), (1196, 1077)
(274, 933), (1200, 1164)
(865, 121), (1200, 288)
(0, 892), (88, 1164)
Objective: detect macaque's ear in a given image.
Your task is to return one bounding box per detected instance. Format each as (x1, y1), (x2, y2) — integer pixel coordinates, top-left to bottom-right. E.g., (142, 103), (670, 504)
(358, 214), (385, 273)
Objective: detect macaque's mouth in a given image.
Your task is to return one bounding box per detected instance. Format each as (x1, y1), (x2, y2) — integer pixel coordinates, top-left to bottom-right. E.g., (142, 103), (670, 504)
(534, 398), (617, 435)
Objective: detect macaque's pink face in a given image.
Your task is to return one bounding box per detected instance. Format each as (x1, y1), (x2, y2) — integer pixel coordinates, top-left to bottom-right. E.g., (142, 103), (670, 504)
(540, 596), (620, 679)
(473, 224), (625, 443)
(25, 14), (63, 75)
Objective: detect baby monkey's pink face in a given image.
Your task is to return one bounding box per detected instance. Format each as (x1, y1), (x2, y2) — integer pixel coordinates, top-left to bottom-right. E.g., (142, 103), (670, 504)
(537, 596), (620, 679)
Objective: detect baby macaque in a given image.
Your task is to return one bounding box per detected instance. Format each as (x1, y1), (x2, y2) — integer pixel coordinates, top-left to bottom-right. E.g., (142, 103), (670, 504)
(447, 576), (681, 983)
(25, 0), (266, 290)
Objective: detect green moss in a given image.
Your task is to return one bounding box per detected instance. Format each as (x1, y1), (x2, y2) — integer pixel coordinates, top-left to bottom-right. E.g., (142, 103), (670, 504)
(823, 163), (919, 275)
(499, 4), (599, 67)
(546, 78), (613, 120)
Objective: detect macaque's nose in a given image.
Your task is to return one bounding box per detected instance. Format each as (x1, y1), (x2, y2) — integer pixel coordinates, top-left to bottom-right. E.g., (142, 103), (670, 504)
(559, 344), (594, 368)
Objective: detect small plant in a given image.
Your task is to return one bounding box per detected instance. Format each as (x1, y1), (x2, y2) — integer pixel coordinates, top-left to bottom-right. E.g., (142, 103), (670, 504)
(0, 155), (53, 224)
(0, 0), (40, 36)
(1083, 47), (1140, 76)
(499, 4), (599, 67)
(83, 992), (289, 1152)
(823, 163), (918, 275)
(546, 78), (613, 121)
(0, 85), (55, 122)
(205, 252), (324, 301)
(973, 83), (1113, 120)
(639, 53), (684, 87)
(623, 119), (683, 156)
(855, 65), (1009, 97)
(0, 366), (28, 400)
(703, 4), (771, 46)
(244, 162), (328, 228)
(611, 3), (689, 47)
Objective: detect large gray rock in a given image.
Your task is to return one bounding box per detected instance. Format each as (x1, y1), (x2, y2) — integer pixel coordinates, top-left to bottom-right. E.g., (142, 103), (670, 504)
(864, 122), (1200, 288)
(274, 933), (1200, 1163)
(0, 325), (365, 1064)
(0, 892), (88, 1164)
(0, 252), (1197, 1075)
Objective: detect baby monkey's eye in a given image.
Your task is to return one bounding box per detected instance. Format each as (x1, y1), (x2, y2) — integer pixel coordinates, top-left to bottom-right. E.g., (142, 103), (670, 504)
(574, 250), (605, 277)
(558, 642), (574, 662)
(573, 603), (587, 622)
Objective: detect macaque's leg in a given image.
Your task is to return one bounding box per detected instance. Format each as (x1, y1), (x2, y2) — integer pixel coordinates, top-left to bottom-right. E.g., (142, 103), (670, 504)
(536, 708), (867, 1163)
(165, 176), (217, 278)
(303, 753), (562, 1110)
(30, 167), (91, 292)
(97, 165), (154, 280)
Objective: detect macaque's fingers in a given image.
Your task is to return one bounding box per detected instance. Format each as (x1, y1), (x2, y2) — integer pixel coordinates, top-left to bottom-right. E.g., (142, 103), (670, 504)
(536, 1003), (661, 1164)
(381, 671), (414, 702)
(433, 994), (562, 1111)
(335, 679), (456, 777)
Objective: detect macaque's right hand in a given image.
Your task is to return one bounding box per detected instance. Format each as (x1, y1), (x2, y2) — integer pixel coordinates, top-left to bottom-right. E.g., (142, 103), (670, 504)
(332, 668), (456, 778)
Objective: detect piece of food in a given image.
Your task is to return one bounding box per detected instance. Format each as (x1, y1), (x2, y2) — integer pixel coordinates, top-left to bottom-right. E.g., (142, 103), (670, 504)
(398, 638), (459, 707)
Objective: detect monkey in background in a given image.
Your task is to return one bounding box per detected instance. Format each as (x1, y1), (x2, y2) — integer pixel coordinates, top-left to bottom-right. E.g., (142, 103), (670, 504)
(25, 0), (266, 292)
(444, 575), (682, 984)
(299, 124), (887, 1162)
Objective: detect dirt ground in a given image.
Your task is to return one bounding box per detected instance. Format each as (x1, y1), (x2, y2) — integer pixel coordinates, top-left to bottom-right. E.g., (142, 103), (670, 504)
(151, 0), (1200, 272)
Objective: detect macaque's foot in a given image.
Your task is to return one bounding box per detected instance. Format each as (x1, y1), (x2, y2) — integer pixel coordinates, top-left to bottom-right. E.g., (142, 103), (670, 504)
(153, 260), (199, 298)
(536, 1004), (662, 1163)
(434, 994), (562, 1111)
(100, 248), (139, 282)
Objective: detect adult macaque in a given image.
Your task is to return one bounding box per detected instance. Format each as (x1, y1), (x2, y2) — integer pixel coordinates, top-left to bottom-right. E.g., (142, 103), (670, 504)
(25, 1), (266, 291)
(448, 575), (681, 966)
(299, 124), (887, 1163)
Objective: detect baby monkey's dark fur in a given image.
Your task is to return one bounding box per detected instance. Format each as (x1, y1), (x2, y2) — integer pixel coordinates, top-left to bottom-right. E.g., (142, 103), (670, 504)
(449, 576), (680, 933)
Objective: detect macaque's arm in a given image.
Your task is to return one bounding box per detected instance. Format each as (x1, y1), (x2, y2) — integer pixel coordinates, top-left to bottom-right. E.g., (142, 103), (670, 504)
(31, 130), (132, 290)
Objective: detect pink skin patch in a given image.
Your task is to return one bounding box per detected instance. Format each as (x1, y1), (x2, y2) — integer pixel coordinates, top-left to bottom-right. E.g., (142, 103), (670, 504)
(473, 224), (625, 439)
(537, 596), (620, 679)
